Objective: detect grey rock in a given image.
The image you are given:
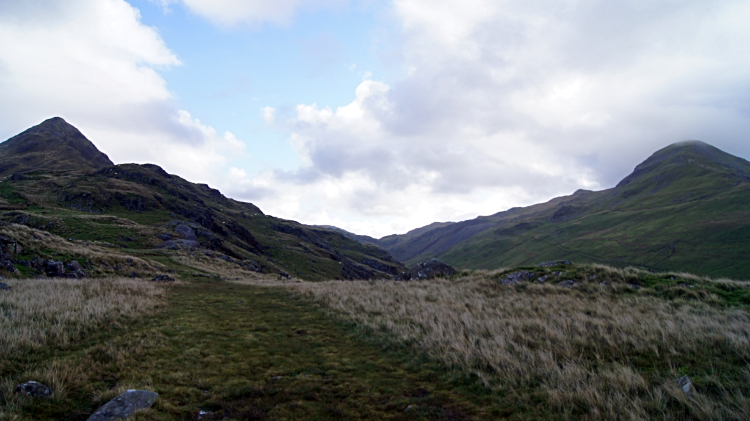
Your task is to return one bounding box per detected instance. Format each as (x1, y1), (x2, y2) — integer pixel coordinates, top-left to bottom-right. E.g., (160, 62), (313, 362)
(65, 260), (86, 278)
(678, 283), (695, 288)
(158, 233), (173, 241)
(174, 224), (197, 241)
(0, 282), (10, 291)
(151, 274), (175, 282)
(536, 260), (572, 267)
(537, 275), (549, 283)
(397, 259), (457, 281)
(87, 390), (158, 421)
(677, 375), (692, 396)
(557, 280), (579, 288)
(45, 260), (65, 277)
(499, 270), (533, 285)
(240, 260), (263, 273)
(14, 380), (50, 398)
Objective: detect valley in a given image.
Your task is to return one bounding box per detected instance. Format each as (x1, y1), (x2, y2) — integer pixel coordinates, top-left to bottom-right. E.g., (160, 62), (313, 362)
(1, 118), (749, 420)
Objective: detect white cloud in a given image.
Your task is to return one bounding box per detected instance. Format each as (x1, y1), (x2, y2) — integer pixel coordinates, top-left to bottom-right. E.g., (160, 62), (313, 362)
(250, 0), (750, 237)
(0, 0), (247, 188)
(262, 106), (276, 125)
(164, 0), (347, 27)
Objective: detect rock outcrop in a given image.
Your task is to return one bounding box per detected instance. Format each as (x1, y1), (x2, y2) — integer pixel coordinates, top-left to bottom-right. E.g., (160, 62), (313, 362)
(87, 390), (158, 421)
(397, 259), (457, 280)
(14, 381), (51, 398)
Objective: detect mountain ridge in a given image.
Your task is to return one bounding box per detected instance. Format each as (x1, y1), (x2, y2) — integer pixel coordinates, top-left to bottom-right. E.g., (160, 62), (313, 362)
(0, 117), (404, 280)
(339, 140), (750, 279)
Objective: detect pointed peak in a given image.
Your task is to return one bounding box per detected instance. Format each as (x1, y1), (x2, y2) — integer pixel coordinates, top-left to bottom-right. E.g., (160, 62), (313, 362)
(0, 117), (114, 176)
(27, 116), (83, 136)
(616, 140), (750, 190)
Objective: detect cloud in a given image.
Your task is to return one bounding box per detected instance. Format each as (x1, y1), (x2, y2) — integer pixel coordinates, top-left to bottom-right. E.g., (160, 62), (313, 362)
(0, 0), (247, 187)
(252, 0), (750, 237)
(161, 0), (347, 27)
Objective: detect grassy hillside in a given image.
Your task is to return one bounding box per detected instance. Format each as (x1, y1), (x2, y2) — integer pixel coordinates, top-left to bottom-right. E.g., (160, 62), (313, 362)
(375, 141), (750, 279)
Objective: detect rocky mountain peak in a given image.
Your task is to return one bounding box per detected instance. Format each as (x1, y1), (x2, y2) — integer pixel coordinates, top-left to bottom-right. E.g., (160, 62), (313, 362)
(0, 117), (114, 177)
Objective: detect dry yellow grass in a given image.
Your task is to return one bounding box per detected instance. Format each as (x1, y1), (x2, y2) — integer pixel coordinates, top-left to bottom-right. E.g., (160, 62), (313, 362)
(282, 269), (750, 420)
(0, 277), (167, 359)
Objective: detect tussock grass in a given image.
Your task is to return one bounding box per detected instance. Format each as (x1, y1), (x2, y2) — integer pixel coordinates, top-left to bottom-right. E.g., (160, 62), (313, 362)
(287, 267), (750, 420)
(0, 277), (167, 359)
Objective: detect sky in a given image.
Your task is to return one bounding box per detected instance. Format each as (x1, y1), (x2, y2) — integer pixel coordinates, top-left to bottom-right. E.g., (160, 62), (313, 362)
(1, 0), (749, 238)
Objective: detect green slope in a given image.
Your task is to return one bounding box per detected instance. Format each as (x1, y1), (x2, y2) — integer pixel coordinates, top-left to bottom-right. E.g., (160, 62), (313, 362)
(378, 141), (750, 279)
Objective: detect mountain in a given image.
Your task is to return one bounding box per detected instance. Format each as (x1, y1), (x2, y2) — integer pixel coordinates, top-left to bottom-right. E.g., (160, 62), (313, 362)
(364, 141), (750, 279)
(0, 118), (404, 280)
(0, 117), (113, 177)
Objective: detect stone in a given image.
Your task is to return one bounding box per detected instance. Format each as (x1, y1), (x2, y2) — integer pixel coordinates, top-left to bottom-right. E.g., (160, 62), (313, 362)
(87, 390), (158, 421)
(0, 282), (10, 291)
(399, 259), (457, 281)
(537, 275), (549, 283)
(151, 274), (175, 282)
(499, 270), (533, 285)
(677, 375), (692, 396)
(65, 260), (86, 278)
(44, 260), (65, 277)
(240, 260), (263, 273)
(557, 280), (579, 288)
(536, 260), (572, 267)
(14, 380), (51, 398)
(174, 224), (197, 241)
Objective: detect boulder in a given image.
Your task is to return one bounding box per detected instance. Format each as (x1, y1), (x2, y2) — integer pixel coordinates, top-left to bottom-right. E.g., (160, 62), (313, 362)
(557, 280), (579, 288)
(537, 260), (572, 267)
(398, 259), (457, 280)
(44, 260), (65, 277)
(498, 270), (535, 285)
(87, 390), (158, 421)
(151, 274), (175, 282)
(174, 224), (197, 241)
(0, 282), (10, 291)
(14, 380), (51, 398)
(65, 260), (86, 278)
(240, 260), (263, 273)
(677, 375), (692, 396)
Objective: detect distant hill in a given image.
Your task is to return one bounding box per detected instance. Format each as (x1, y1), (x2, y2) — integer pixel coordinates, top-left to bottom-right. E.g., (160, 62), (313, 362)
(0, 117), (404, 280)
(360, 141), (750, 279)
(0, 117), (113, 177)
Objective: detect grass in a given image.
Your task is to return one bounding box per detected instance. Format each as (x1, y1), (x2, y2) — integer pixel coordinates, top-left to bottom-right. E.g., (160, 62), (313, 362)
(0, 276), (168, 418)
(287, 265), (750, 420)
(2, 241), (749, 420)
(1, 276), (494, 420)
